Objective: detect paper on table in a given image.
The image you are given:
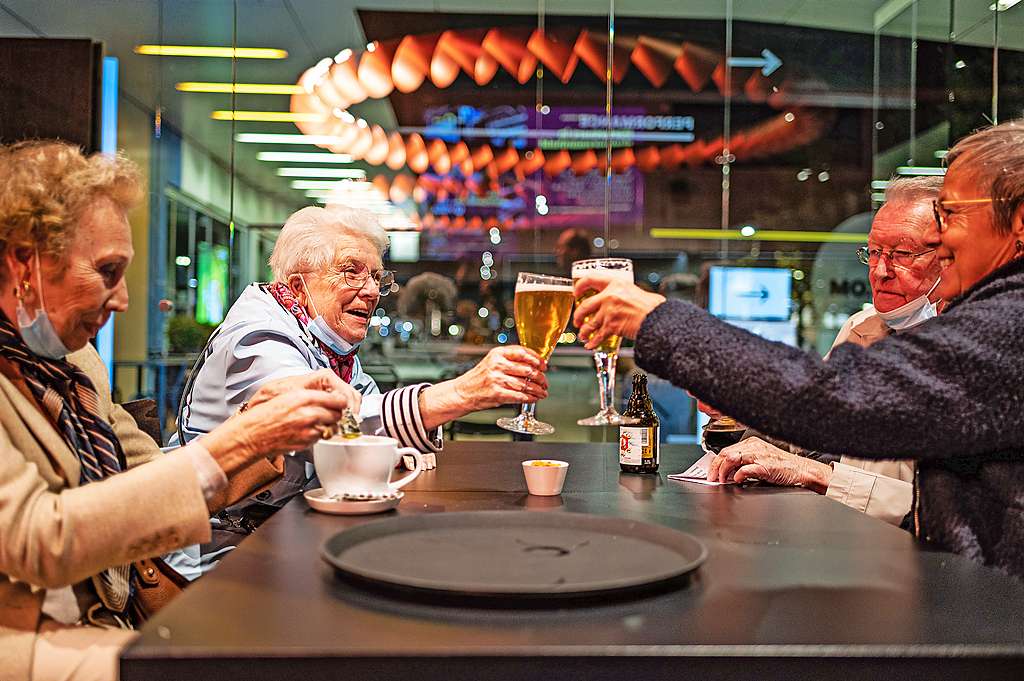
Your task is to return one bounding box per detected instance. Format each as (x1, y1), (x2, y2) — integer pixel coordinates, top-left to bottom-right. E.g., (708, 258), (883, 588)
(667, 451), (737, 486)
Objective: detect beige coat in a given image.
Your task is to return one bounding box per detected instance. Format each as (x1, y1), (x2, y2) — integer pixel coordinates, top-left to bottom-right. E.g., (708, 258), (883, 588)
(0, 345), (211, 681)
(825, 306), (915, 524)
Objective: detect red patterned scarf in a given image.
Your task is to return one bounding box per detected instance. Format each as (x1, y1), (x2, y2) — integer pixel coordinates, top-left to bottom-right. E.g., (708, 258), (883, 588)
(266, 282), (355, 383)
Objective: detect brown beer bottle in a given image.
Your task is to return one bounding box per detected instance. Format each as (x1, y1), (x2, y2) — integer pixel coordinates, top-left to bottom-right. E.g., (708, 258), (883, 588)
(618, 373), (660, 473)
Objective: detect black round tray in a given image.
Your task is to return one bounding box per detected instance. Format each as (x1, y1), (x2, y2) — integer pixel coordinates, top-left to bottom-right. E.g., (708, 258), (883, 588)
(321, 511), (707, 605)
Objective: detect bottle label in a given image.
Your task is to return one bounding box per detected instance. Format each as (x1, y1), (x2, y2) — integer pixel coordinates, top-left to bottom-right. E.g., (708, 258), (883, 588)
(619, 426), (658, 466)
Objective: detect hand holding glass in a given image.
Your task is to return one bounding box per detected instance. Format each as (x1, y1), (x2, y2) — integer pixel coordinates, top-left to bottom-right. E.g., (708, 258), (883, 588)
(572, 258), (637, 426)
(497, 273), (574, 435)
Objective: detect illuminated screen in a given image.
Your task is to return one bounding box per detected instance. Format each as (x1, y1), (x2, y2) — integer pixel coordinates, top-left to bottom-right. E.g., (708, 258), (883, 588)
(709, 266), (792, 321)
(196, 242), (228, 325)
(388, 231), (420, 263)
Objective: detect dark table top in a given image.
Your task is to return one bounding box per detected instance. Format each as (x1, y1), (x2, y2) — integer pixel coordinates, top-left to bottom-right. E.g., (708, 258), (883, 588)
(121, 442), (1024, 681)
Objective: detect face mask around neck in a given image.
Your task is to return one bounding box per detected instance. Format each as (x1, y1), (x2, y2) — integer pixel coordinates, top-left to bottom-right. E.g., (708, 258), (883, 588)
(16, 250), (70, 359)
(875, 277), (941, 331)
(298, 273), (360, 356)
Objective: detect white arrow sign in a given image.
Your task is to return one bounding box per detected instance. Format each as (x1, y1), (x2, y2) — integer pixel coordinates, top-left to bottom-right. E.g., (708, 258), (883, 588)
(727, 48), (782, 76)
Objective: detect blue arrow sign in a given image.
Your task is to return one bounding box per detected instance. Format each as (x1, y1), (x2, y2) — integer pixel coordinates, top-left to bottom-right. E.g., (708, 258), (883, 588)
(727, 48), (782, 76)
(737, 286), (770, 302)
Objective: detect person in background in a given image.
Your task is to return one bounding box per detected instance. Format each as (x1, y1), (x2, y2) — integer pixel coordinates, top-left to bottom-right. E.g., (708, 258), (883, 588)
(554, 227), (592, 273)
(573, 119), (1024, 579)
(716, 175), (944, 526)
(173, 206), (550, 575)
(0, 141), (357, 681)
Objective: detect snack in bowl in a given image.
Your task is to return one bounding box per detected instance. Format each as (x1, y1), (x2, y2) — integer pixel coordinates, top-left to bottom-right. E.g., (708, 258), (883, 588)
(521, 459), (569, 496)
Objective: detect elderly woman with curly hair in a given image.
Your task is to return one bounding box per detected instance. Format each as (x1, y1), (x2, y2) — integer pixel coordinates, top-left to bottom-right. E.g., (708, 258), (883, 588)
(0, 141), (360, 681)
(575, 119), (1024, 579)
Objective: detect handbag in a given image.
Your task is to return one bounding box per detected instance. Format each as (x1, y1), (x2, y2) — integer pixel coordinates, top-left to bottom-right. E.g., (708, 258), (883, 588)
(129, 556), (190, 623)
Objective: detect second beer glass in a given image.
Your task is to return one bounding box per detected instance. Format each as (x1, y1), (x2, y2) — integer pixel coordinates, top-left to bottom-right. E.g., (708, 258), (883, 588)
(572, 258), (638, 426)
(496, 272), (575, 435)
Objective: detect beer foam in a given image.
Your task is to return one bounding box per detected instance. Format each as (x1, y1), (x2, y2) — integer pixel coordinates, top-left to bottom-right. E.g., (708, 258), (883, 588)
(571, 265), (633, 281)
(515, 282), (573, 293)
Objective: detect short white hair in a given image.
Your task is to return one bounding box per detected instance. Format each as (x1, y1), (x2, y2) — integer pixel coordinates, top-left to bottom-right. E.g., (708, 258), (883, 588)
(269, 206), (389, 282)
(883, 175), (943, 205)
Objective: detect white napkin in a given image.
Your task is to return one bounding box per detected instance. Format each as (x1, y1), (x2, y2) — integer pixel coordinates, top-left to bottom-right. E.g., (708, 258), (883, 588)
(667, 451), (736, 486)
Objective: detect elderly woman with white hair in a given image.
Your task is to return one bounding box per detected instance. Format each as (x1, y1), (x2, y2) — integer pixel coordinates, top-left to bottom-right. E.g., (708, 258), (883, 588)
(173, 205), (549, 573)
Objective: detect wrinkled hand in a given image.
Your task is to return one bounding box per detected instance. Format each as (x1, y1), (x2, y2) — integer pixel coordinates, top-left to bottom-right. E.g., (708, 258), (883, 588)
(572, 275), (665, 351)
(454, 345), (549, 410)
(247, 368), (362, 416)
(232, 388), (352, 459)
(707, 437), (832, 493)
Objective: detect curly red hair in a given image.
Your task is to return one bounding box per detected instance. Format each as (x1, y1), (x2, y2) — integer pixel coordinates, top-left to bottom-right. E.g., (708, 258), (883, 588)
(0, 140), (142, 278)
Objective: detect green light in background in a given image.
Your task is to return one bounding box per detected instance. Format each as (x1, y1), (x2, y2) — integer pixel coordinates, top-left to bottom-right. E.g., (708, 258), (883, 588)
(196, 242), (229, 325)
(649, 228), (869, 243)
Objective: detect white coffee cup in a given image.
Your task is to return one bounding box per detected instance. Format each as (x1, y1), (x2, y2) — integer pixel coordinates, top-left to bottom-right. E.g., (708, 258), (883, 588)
(313, 435), (424, 498)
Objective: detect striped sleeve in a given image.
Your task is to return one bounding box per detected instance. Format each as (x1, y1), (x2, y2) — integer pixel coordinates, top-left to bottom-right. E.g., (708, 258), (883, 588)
(380, 383), (442, 453)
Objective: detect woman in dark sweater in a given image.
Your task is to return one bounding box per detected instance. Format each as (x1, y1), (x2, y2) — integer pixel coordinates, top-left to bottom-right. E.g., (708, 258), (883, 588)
(573, 119), (1024, 579)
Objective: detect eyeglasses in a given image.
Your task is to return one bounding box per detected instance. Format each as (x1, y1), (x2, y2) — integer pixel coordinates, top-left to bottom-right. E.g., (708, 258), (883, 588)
(340, 263), (397, 296)
(932, 197), (998, 233)
(856, 246), (936, 268)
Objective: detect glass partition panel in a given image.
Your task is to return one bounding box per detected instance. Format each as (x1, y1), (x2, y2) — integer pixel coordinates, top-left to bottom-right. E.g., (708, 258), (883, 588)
(5, 1), (1021, 443)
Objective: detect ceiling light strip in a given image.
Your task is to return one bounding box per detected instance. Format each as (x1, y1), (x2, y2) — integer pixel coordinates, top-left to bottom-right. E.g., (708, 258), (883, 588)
(257, 151), (354, 163)
(134, 45), (287, 59)
(290, 179), (370, 190)
(895, 166), (946, 176)
(236, 133), (346, 145)
(212, 111), (325, 122)
(277, 168), (367, 178)
(177, 82), (302, 94)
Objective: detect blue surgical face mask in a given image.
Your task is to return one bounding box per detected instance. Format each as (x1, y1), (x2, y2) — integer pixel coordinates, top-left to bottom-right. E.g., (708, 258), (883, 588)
(298, 273), (360, 356)
(16, 250), (70, 359)
(876, 277), (941, 331)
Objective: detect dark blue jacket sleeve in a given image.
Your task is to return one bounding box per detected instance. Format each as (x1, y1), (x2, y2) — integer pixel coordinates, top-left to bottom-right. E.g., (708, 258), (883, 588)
(634, 298), (1024, 461)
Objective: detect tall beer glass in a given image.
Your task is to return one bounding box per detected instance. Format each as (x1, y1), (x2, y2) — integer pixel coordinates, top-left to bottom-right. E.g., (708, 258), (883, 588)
(572, 258), (638, 426)
(497, 273), (574, 435)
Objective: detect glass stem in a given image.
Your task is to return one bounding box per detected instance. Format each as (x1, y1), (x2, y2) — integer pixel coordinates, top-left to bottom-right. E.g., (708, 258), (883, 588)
(521, 401), (538, 423)
(594, 351), (618, 413)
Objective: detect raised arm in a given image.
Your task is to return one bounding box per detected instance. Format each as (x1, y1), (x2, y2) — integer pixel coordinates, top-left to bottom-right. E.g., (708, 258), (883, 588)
(634, 298), (1023, 461)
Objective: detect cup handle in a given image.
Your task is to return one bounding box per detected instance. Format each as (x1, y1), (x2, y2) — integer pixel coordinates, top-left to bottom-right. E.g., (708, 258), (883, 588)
(389, 448), (424, 490)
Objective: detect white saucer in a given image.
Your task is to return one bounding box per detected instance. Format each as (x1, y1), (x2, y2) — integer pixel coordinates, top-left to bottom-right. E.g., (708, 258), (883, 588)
(304, 488), (403, 515)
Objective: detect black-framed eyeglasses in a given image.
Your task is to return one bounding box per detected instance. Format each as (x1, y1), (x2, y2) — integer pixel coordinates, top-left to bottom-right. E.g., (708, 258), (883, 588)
(932, 197), (998, 234)
(340, 263), (397, 296)
(856, 246), (936, 268)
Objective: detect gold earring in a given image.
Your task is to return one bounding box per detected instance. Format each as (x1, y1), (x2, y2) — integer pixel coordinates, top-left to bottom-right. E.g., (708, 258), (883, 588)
(15, 280), (29, 300)
(1017, 240), (1024, 253)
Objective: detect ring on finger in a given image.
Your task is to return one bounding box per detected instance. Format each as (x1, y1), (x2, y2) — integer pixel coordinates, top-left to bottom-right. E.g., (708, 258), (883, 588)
(318, 424), (335, 440)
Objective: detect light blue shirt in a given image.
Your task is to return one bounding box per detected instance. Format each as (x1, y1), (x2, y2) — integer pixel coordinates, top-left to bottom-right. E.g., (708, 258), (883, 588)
(165, 283), (439, 579)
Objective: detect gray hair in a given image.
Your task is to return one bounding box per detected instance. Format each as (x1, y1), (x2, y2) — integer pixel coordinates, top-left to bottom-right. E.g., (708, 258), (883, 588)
(269, 206), (389, 282)
(883, 174), (943, 205)
(945, 118), (1024, 235)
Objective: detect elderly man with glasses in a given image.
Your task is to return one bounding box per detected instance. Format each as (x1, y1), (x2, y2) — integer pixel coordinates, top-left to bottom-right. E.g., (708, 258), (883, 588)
(169, 206), (549, 576)
(699, 175), (945, 526)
